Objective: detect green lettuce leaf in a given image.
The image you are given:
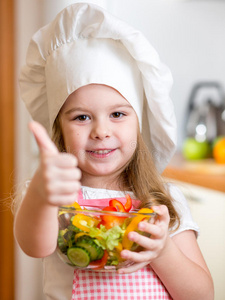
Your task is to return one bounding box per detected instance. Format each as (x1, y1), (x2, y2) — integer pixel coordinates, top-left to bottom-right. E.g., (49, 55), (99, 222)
(89, 225), (125, 251)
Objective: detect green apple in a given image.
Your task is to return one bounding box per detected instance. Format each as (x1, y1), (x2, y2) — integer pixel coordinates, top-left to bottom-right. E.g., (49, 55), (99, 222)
(182, 138), (211, 160)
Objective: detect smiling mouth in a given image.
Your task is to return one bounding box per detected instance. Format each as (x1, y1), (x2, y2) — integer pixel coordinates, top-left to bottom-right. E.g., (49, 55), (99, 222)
(89, 150), (113, 154)
(86, 149), (116, 157)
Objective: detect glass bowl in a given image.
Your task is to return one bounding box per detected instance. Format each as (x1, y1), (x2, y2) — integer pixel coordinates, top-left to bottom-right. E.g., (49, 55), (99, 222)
(57, 205), (156, 272)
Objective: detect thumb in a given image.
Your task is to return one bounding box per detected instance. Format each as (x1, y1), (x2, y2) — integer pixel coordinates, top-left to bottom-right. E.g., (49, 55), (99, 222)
(29, 121), (59, 155)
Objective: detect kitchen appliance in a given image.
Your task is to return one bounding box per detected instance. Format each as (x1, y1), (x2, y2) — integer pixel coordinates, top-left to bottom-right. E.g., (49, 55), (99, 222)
(186, 82), (225, 143)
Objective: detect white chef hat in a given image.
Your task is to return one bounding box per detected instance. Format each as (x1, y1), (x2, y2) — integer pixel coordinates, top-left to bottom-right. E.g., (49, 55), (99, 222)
(19, 2), (177, 173)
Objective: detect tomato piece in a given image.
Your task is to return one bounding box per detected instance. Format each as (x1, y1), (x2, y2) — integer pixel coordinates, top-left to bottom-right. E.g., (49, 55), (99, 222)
(88, 250), (109, 270)
(124, 194), (132, 212)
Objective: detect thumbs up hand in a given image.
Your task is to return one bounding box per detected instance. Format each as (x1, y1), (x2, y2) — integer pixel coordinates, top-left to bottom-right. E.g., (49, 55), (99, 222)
(29, 121), (81, 207)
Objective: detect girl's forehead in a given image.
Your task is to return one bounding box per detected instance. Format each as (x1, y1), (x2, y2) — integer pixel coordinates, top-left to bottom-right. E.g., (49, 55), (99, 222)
(62, 84), (131, 111)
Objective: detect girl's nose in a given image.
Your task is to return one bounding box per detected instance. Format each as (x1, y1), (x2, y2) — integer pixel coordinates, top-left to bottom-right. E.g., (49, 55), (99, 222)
(90, 120), (110, 140)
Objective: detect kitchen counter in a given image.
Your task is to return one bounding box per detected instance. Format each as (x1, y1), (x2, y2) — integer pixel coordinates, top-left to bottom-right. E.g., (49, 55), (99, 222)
(162, 152), (225, 193)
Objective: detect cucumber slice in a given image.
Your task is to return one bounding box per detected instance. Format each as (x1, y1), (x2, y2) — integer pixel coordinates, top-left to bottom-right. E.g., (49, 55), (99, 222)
(67, 224), (82, 233)
(57, 234), (68, 254)
(67, 247), (90, 267)
(76, 236), (104, 261)
(64, 230), (75, 243)
(96, 246), (104, 260)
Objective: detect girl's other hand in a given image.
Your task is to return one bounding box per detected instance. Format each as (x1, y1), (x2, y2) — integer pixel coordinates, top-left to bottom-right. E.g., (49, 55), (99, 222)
(29, 121), (81, 207)
(119, 205), (170, 273)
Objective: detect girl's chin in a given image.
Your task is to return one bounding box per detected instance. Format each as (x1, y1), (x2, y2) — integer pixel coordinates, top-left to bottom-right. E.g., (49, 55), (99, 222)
(82, 169), (118, 177)
(80, 166), (122, 181)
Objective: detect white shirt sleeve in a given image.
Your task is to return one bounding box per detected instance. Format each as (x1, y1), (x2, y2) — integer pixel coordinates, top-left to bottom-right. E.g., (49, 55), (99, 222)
(167, 184), (200, 237)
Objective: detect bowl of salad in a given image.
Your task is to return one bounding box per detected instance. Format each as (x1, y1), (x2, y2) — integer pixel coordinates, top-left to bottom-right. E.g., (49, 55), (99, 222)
(57, 195), (156, 272)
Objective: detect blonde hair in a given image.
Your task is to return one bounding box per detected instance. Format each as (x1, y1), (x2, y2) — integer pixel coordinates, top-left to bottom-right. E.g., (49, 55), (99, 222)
(120, 132), (180, 229)
(52, 115), (180, 230)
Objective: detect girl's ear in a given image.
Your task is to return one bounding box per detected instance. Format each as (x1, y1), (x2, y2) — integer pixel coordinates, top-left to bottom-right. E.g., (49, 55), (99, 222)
(29, 121), (58, 155)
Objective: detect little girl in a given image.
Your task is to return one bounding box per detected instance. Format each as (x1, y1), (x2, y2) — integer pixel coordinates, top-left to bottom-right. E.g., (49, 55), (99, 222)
(14, 3), (214, 300)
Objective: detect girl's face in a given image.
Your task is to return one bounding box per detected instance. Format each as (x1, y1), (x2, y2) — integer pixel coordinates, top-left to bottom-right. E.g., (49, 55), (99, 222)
(59, 84), (138, 188)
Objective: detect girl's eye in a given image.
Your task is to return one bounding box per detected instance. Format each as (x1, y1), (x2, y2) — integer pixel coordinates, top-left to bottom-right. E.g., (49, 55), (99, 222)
(111, 112), (125, 119)
(74, 115), (90, 121)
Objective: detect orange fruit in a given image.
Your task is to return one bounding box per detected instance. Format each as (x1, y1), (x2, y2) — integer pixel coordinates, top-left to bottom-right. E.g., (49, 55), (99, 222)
(213, 138), (225, 164)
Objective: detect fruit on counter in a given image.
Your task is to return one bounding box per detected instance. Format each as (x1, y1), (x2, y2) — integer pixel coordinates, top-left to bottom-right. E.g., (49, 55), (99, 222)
(182, 137), (211, 160)
(213, 137), (225, 164)
(212, 136), (225, 149)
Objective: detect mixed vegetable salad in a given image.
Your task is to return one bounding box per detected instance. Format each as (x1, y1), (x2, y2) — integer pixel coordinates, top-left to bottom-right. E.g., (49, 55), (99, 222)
(57, 195), (155, 270)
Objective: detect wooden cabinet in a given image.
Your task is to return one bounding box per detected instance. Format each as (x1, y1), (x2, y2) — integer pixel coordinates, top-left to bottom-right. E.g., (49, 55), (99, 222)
(163, 153), (225, 299)
(0, 1), (15, 299)
(166, 180), (225, 300)
(163, 152), (225, 193)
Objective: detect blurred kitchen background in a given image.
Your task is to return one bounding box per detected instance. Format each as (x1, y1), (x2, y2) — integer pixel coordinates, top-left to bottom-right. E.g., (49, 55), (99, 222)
(1, 0), (225, 299)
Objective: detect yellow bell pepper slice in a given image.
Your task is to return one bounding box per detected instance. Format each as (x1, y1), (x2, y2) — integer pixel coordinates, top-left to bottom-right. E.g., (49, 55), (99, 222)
(122, 208), (154, 250)
(59, 202), (82, 216)
(74, 232), (89, 242)
(64, 201), (82, 210)
(72, 214), (100, 232)
(115, 242), (123, 253)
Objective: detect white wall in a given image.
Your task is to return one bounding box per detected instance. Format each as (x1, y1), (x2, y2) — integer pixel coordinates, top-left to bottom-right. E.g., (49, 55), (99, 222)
(106, 0), (225, 147)
(15, 1), (225, 299)
(41, 0), (107, 23)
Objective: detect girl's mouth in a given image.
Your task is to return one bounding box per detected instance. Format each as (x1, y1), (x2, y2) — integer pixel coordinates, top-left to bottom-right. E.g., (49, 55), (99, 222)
(86, 149), (116, 158)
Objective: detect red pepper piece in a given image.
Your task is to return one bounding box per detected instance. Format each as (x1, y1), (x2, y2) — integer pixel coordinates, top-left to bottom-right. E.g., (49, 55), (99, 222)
(99, 205), (117, 229)
(109, 199), (126, 212)
(101, 204), (126, 229)
(102, 206), (117, 212)
(124, 194), (132, 212)
(88, 250), (109, 270)
(100, 216), (126, 229)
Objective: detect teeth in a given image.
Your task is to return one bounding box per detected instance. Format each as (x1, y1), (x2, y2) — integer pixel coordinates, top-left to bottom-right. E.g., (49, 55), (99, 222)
(92, 150), (112, 154)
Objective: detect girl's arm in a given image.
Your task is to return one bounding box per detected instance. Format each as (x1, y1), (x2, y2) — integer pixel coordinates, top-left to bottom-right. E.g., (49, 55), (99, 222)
(14, 122), (81, 257)
(119, 205), (214, 300)
(152, 230), (213, 300)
